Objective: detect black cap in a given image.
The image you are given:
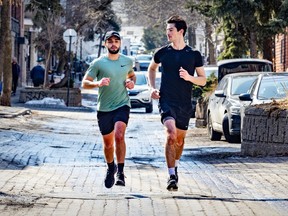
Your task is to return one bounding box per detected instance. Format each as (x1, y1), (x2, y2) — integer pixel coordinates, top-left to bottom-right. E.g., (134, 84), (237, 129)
(105, 31), (121, 41)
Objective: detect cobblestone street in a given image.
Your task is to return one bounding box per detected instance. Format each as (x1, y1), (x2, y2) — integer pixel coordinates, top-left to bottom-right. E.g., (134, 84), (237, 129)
(0, 94), (288, 215)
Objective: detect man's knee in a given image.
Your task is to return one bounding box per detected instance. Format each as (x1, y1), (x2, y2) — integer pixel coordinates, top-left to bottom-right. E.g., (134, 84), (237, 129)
(167, 131), (177, 145)
(115, 132), (125, 143)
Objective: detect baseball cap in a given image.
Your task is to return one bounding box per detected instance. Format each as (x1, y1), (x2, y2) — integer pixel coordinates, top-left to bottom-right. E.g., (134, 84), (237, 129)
(105, 31), (121, 41)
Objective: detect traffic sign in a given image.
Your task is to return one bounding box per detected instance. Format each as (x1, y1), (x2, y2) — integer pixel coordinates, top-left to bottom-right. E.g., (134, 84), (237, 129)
(63, 29), (77, 44)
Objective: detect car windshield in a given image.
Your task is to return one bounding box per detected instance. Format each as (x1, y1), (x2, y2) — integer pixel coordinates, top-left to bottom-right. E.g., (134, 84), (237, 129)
(135, 74), (147, 85)
(136, 55), (152, 61)
(231, 76), (258, 95)
(257, 75), (288, 100)
(139, 62), (150, 71)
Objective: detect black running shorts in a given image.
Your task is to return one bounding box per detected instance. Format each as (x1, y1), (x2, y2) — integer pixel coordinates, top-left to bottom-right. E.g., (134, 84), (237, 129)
(97, 105), (130, 135)
(159, 102), (192, 130)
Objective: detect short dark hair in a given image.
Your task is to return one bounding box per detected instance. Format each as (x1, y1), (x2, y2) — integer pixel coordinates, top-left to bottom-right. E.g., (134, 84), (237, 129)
(166, 15), (187, 36)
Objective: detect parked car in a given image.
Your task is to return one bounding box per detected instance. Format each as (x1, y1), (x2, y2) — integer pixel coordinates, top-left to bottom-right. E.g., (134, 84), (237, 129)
(240, 72), (288, 103)
(217, 58), (273, 81)
(134, 54), (152, 71)
(239, 72), (288, 129)
(128, 72), (153, 113)
(207, 72), (265, 143)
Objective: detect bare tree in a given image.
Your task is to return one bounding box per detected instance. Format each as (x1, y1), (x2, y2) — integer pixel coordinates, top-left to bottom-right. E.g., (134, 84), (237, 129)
(66, 0), (120, 40)
(26, 0), (65, 87)
(123, 0), (204, 47)
(0, 0), (12, 106)
(0, 0), (22, 105)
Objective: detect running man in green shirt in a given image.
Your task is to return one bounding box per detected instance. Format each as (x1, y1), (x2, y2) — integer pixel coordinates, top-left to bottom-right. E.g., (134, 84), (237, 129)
(82, 31), (136, 188)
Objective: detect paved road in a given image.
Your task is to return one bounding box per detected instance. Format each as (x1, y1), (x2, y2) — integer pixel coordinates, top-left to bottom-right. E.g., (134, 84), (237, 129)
(0, 91), (288, 215)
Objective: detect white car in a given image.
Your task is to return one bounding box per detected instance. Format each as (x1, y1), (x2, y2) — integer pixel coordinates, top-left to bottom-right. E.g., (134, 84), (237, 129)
(128, 72), (153, 113)
(134, 54), (152, 72)
(207, 72), (265, 143)
(239, 72), (288, 132)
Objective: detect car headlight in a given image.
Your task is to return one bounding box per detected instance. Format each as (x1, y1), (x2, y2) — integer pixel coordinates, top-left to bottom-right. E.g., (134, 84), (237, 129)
(230, 106), (240, 115)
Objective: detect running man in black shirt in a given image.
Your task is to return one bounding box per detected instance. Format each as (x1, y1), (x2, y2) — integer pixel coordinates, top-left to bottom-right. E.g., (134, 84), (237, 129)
(148, 15), (206, 191)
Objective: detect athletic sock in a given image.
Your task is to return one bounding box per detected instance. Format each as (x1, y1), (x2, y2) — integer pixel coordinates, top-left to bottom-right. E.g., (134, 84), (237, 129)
(118, 163), (124, 173)
(168, 167), (175, 176)
(175, 160), (179, 167)
(107, 161), (115, 170)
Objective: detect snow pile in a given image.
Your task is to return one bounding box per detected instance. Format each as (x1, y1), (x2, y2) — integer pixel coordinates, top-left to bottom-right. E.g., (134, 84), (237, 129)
(25, 97), (66, 107)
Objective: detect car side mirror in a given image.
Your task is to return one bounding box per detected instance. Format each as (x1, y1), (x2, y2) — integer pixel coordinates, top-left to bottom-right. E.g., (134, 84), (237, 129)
(215, 90), (225, 97)
(239, 93), (252, 101)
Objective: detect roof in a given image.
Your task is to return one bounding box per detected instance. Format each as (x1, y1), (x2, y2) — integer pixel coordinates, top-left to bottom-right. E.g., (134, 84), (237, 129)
(217, 58), (272, 67)
(223, 71), (276, 77)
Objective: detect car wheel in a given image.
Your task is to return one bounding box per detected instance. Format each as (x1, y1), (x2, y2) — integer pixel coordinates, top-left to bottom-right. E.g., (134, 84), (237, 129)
(207, 112), (222, 141)
(222, 114), (241, 143)
(146, 103), (153, 113)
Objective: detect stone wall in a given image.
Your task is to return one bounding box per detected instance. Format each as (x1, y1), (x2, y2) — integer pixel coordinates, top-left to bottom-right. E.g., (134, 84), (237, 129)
(19, 87), (82, 107)
(241, 106), (288, 156)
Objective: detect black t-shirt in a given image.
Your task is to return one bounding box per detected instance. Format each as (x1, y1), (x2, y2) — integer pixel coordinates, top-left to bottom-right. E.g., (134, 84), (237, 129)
(154, 44), (203, 105)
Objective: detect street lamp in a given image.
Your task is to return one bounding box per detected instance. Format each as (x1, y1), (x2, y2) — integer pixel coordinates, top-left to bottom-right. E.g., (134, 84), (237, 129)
(63, 29), (77, 106)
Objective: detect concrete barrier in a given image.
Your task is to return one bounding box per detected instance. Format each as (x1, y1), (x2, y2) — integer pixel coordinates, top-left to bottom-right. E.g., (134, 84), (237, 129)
(241, 106), (288, 156)
(19, 87), (82, 107)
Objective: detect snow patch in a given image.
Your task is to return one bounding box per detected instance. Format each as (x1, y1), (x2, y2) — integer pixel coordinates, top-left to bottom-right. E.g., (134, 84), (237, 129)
(25, 97), (66, 107)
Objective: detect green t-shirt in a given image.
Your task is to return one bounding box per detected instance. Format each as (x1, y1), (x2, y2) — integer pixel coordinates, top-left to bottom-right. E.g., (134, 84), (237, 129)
(87, 54), (134, 112)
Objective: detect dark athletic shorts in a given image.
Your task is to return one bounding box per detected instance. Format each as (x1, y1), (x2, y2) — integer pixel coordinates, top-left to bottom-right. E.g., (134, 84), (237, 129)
(159, 101), (192, 130)
(97, 105), (130, 135)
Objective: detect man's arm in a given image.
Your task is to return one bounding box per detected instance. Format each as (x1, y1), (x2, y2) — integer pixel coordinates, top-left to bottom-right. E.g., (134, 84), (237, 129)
(148, 59), (159, 89)
(179, 66), (206, 86)
(82, 73), (110, 89)
(193, 66), (207, 86)
(148, 59), (160, 99)
(127, 71), (136, 83)
(126, 71), (136, 89)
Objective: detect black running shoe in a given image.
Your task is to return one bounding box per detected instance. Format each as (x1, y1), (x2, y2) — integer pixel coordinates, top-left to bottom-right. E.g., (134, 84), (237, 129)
(167, 174), (178, 191)
(104, 164), (117, 188)
(115, 172), (125, 186)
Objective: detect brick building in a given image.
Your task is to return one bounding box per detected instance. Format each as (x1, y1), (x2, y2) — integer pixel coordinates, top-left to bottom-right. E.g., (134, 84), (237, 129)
(274, 30), (288, 72)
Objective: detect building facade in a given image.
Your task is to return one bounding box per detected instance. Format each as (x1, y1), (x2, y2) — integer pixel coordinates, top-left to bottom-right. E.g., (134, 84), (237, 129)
(0, 1), (27, 88)
(274, 30), (288, 72)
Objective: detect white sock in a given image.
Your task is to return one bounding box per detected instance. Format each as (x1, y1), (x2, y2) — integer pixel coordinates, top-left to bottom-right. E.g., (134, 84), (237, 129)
(168, 167), (175, 176)
(175, 160), (179, 168)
